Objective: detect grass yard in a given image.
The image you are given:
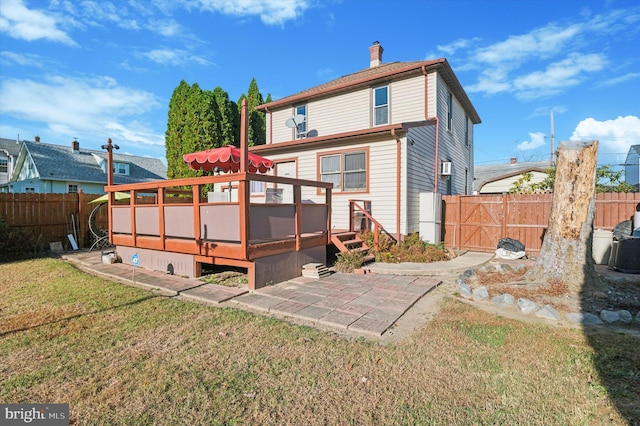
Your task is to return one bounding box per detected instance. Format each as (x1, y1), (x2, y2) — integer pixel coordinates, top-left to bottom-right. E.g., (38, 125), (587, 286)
(1, 258), (638, 425)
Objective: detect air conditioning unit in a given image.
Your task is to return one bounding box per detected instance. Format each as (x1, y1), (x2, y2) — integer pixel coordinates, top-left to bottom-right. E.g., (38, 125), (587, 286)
(440, 161), (452, 176)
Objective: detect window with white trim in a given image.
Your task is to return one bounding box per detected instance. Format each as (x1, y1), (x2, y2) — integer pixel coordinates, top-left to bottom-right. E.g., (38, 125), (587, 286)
(320, 151), (367, 192)
(447, 92), (453, 131)
(0, 159), (7, 173)
(295, 105), (306, 138)
(68, 184), (78, 193)
(373, 86), (388, 126)
(113, 162), (129, 175)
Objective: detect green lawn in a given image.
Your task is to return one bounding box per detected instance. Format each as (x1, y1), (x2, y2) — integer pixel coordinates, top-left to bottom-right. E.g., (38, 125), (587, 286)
(1, 258), (638, 425)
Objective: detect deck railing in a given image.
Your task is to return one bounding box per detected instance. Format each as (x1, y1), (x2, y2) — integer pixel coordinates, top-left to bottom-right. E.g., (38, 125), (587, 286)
(104, 173), (332, 262)
(348, 199), (398, 251)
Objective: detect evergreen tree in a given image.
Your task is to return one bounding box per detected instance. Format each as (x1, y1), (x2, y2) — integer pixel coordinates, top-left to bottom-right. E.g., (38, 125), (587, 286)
(240, 78), (266, 146)
(212, 86), (238, 147)
(165, 80), (191, 180)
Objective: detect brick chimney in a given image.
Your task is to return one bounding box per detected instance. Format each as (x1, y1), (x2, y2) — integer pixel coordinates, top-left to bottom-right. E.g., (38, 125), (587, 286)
(72, 139), (79, 153)
(35, 136), (40, 142)
(369, 41), (383, 67)
(510, 157), (517, 164)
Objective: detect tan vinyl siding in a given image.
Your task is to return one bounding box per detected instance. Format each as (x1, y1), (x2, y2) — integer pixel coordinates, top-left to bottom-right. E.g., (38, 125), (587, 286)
(480, 171), (548, 194)
(311, 90), (370, 136)
(263, 138), (399, 232)
(390, 76), (425, 123)
(426, 72), (438, 118)
(269, 109), (295, 143)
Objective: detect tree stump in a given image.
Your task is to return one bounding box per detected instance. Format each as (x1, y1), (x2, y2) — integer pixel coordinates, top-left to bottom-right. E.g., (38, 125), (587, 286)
(525, 140), (605, 294)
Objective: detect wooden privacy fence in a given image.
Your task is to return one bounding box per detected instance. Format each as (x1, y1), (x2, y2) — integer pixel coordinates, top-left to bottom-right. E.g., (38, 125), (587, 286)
(443, 192), (640, 256)
(0, 192), (109, 250)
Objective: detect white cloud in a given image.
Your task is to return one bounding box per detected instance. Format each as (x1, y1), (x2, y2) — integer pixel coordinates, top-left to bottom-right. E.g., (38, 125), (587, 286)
(600, 72), (640, 87)
(0, 0), (77, 45)
(0, 50), (47, 67)
(195, 0), (309, 26)
(464, 9), (637, 100)
(513, 53), (606, 99)
(0, 75), (164, 147)
(142, 48), (211, 66)
(570, 116), (640, 162)
(436, 38), (479, 56)
(517, 132), (546, 151)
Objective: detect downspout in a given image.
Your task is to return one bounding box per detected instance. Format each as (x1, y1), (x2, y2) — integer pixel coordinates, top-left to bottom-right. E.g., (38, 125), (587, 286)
(391, 128), (401, 241)
(422, 65), (440, 193)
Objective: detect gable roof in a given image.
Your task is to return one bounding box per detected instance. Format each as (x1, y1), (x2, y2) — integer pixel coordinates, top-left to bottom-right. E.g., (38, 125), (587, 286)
(256, 58), (481, 124)
(0, 137), (23, 157)
(474, 160), (551, 191)
(626, 144), (640, 160)
(15, 140), (166, 184)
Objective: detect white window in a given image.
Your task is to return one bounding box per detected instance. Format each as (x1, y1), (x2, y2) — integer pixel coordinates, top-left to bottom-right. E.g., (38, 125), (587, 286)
(447, 92), (453, 131)
(24, 186), (36, 193)
(320, 151), (367, 192)
(295, 105), (306, 138)
(113, 162), (129, 175)
(373, 86), (388, 126)
(0, 159), (7, 173)
(68, 184), (78, 193)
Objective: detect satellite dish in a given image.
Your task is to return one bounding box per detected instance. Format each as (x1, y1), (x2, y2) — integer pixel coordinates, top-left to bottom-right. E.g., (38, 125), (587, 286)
(285, 114), (306, 128)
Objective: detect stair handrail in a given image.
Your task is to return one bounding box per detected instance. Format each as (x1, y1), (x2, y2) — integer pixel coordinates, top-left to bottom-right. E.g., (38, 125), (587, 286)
(349, 199), (398, 251)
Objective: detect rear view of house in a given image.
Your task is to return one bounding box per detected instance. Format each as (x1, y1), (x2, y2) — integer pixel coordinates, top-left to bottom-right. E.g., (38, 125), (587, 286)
(253, 42), (481, 241)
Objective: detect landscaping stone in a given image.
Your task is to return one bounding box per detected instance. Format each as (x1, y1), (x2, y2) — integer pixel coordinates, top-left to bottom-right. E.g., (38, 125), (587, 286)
(600, 310), (621, 324)
(491, 293), (514, 308)
(617, 310), (633, 324)
(461, 269), (474, 278)
(535, 304), (559, 320)
(516, 298), (539, 314)
(565, 312), (603, 325)
(457, 280), (473, 299)
(472, 286), (489, 301)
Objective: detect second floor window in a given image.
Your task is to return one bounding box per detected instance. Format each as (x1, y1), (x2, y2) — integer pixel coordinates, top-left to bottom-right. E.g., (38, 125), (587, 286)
(0, 159), (7, 173)
(113, 162), (129, 175)
(295, 105), (306, 137)
(373, 86), (388, 126)
(447, 92), (453, 131)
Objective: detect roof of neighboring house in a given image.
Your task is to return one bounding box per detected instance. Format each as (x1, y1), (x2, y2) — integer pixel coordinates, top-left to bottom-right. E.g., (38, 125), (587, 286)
(474, 160), (551, 191)
(626, 144), (640, 160)
(256, 58), (481, 124)
(14, 140), (167, 184)
(0, 137), (23, 157)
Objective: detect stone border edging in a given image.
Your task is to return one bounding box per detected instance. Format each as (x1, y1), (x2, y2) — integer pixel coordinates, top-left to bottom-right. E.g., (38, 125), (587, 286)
(455, 263), (640, 327)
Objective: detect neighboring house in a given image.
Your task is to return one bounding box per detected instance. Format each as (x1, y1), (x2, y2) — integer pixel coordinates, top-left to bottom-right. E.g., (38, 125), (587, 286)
(624, 145), (639, 191)
(252, 42), (481, 239)
(3, 137), (167, 194)
(473, 159), (551, 194)
(0, 138), (22, 187)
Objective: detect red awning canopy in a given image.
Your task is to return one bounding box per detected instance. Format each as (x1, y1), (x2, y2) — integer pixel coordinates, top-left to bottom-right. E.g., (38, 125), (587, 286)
(182, 145), (274, 174)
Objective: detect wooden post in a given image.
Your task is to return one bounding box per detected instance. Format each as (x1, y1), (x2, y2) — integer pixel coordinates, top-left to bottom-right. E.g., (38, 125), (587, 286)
(525, 140), (604, 293)
(240, 98), (248, 173)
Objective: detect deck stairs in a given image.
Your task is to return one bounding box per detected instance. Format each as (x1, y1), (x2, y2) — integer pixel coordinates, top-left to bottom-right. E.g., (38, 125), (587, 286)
(330, 231), (375, 263)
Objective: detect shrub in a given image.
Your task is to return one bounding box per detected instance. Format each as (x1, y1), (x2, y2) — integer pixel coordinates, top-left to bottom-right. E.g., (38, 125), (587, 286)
(0, 216), (46, 262)
(334, 250), (366, 273)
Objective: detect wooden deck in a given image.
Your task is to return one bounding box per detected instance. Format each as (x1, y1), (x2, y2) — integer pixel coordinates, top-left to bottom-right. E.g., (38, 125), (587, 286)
(103, 172), (333, 290)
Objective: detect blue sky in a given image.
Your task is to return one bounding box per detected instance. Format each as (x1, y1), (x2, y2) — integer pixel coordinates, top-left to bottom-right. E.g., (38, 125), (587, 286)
(1, 0), (639, 168)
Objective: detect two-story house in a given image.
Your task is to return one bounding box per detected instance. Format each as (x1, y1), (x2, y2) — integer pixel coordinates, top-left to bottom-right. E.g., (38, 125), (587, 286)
(4, 137), (167, 194)
(253, 42), (481, 241)
(0, 138), (22, 188)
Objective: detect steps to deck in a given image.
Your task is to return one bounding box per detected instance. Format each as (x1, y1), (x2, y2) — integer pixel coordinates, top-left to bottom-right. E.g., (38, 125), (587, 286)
(330, 231), (374, 263)
(302, 263), (332, 279)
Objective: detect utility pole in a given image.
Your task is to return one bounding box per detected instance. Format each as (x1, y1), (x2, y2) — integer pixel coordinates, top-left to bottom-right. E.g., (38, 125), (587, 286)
(550, 110), (555, 166)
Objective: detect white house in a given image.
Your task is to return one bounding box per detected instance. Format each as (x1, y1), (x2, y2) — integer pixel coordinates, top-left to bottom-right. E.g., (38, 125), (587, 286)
(0, 138), (22, 187)
(251, 42), (481, 240)
(474, 159), (552, 194)
(625, 145), (639, 191)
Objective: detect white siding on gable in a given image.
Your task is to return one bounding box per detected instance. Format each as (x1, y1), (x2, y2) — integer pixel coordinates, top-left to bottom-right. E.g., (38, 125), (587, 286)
(390, 76), (425, 123)
(269, 108), (295, 143)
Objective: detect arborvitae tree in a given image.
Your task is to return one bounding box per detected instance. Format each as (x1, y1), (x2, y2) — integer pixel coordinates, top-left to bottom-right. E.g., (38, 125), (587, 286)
(242, 78), (266, 146)
(165, 80), (191, 180)
(212, 86), (238, 147)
